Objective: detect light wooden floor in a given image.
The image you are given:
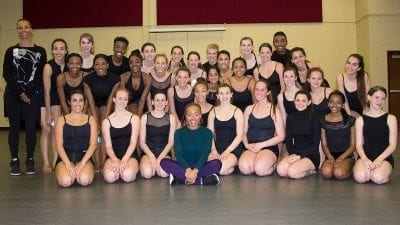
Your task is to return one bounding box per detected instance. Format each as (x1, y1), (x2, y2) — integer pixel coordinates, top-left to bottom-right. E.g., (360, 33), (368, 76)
(1, 130), (399, 225)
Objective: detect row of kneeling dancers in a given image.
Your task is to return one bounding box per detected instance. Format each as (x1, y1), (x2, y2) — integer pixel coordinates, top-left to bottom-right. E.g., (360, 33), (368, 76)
(54, 83), (396, 187)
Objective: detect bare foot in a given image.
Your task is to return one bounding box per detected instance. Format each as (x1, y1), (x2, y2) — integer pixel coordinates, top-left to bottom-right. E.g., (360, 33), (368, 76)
(42, 164), (52, 173)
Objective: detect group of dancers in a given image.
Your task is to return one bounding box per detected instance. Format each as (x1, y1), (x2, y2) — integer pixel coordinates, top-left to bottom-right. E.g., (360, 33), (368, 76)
(3, 19), (397, 187)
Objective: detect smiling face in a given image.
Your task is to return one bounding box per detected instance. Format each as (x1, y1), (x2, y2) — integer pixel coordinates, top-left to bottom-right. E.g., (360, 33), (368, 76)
(194, 83), (208, 103)
(273, 35), (287, 54)
(308, 70), (323, 89)
(185, 104), (202, 129)
(294, 93), (311, 111)
(254, 81), (270, 102)
(52, 41), (67, 62)
(67, 55), (82, 74)
(217, 53), (230, 70)
(259, 46), (272, 62)
(217, 86), (233, 104)
(232, 59), (246, 77)
(207, 48), (218, 64)
(207, 68), (220, 84)
(69, 92), (85, 113)
(94, 56), (108, 76)
(154, 55), (167, 74)
(113, 41), (128, 59)
(113, 90), (129, 111)
(171, 47), (183, 63)
(345, 56), (361, 76)
(143, 45), (156, 61)
(291, 50), (306, 67)
(152, 92), (168, 111)
(129, 55), (142, 73)
(80, 37), (93, 54)
(328, 94), (344, 114)
(283, 69), (297, 87)
(188, 53), (200, 69)
(240, 39), (253, 55)
(176, 70), (190, 86)
(368, 90), (386, 110)
(17, 20), (32, 40)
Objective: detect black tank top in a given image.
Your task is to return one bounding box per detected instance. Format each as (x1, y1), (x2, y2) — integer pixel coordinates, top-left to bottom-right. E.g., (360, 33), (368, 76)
(244, 53), (258, 76)
(146, 112), (171, 157)
(259, 63), (281, 103)
(206, 90), (217, 105)
(63, 72), (84, 98)
(109, 115), (133, 159)
(247, 106), (276, 143)
(214, 108), (242, 154)
(201, 106), (213, 127)
(126, 72), (145, 104)
(363, 114), (393, 162)
(283, 92), (296, 115)
(63, 115), (90, 154)
(150, 73), (172, 98)
(173, 87), (195, 121)
(48, 59), (67, 100)
(342, 74), (363, 114)
(312, 88), (329, 119)
(227, 78), (252, 112)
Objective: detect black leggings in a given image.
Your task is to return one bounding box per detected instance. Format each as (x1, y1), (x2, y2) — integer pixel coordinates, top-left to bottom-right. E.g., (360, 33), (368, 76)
(4, 89), (40, 159)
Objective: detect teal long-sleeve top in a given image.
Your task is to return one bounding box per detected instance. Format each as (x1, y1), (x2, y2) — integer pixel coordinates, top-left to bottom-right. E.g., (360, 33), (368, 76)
(174, 126), (213, 171)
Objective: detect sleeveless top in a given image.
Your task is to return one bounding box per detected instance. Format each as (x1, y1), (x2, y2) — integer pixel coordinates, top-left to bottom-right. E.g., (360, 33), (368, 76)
(247, 106), (278, 153)
(63, 72), (84, 97)
(63, 115), (90, 154)
(201, 106), (213, 127)
(227, 78), (252, 112)
(173, 87), (195, 121)
(342, 74), (363, 115)
(150, 73), (172, 98)
(320, 115), (355, 153)
(362, 114), (394, 164)
(283, 92), (297, 115)
(126, 72), (145, 104)
(146, 112), (171, 157)
(47, 59), (66, 105)
(312, 88), (329, 119)
(259, 63), (281, 103)
(244, 53), (258, 76)
(109, 115), (133, 159)
(214, 108), (243, 155)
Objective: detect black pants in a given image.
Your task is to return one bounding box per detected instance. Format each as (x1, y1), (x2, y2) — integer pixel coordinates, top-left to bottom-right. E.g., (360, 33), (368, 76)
(4, 88), (40, 159)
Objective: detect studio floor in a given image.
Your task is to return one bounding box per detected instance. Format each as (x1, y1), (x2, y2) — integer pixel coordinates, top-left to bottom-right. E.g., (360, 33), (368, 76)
(0, 130), (399, 225)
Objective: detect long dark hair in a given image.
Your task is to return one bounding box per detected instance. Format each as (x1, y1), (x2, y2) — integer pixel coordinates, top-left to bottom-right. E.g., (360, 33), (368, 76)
(347, 54), (367, 109)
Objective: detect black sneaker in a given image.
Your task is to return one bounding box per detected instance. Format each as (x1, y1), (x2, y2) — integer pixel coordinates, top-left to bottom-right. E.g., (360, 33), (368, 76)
(169, 174), (186, 185)
(201, 174), (220, 185)
(25, 158), (36, 175)
(10, 158), (21, 176)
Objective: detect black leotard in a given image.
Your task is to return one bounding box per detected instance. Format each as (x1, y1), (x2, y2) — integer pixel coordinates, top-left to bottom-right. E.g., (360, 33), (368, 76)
(320, 115), (355, 159)
(145, 112), (171, 157)
(283, 92), (296, 115)
(57, 115), (90, 165)
(247, 106), (278, 156)
(125, 72), (145, 104)
(173, 87), (195, 121)
(63, 72), (85, 98)
(150, 74), (172, 98)
(41, 59), (66, 106)
(342, 74), (363, 115)
(83, 72), (120, 107)
(362, 114), (394, 167)
(259, 63), (281, 104)
(108, 114), (139, 160)
(227, 78), (252, 112)
(312, 88), (329, 120)
(213, 108), (243, 158)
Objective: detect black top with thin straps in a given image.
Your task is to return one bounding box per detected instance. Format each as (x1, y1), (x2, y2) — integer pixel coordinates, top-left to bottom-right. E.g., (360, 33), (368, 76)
(342, 74), (363, 115)
(227, 78), (252, 112)
(125, 72), (145, 104)
(109, 115), (134, 159)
